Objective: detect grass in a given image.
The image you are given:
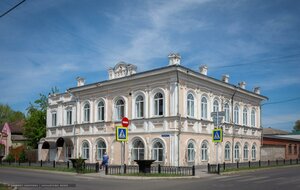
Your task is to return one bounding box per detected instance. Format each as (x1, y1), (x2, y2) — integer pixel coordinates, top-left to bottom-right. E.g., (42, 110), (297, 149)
(114, 173), (187, 177)
(0, 164), (96, 174)
(0, 183), (13, 190)
(221, 164), (300, 173)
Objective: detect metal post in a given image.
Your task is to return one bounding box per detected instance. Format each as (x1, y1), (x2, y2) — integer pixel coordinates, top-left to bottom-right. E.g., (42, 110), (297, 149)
(208, 163), (210, 173)
(40, 160), (42, 167)
(53, 160), (55, 168)
(192, 165), (195, 176)
(105, 165), (108, 175)
(259, 160), (261, 167)
(268, 160), (270, 166)
(217, 164), (220, 174)
(249, 161), (250, 168)
(223, 162), (225, 171)
(67, 161), (69, 168)
(158, 164), (161, 174)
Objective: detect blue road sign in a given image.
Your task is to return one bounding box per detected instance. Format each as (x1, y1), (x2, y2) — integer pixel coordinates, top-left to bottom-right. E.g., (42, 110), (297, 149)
(212, 129), (223, 143)
(116, 126), (128, 142)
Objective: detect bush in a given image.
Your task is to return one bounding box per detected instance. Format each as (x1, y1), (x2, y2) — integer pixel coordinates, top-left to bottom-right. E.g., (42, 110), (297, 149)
(5, 153), (14, 162)
(19, 151), (27, 162)
(70, 157), (86, 173)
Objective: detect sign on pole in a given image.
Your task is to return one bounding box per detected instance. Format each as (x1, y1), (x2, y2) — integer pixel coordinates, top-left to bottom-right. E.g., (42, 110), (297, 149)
(116, 126), (128, 142)
(210, 111), (225, 117)
(121, 117), (129, 127)
(212, 129), (223, 143)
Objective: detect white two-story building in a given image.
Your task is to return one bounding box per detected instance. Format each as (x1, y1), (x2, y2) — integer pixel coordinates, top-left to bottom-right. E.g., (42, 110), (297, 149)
(38, 53), (267, 166)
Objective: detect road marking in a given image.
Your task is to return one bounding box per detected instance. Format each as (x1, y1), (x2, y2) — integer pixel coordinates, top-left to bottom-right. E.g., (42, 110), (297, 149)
(255, 178), (277, 184)
(237, 176), (269, 182)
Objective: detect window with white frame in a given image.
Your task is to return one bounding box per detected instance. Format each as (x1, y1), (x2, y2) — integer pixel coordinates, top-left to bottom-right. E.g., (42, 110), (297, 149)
(115, 99), (125, 121)
(187, 93), (195, 117)
(234, 105), (239, 124)
(201, 141), (208, 161)
(83, 103), (90, 122)
(66, 110), (72, 125)
(187, 142), (195, 162)
(98, 101), (105, 121)
(152, 141), (164, 161)
(154, 92), (164, 116)
(52, 112), (57, 126)
(243, 107), (248, 126)
(243, 144), (249, 161)
(135, 95), (144, 118)
(213, 100), (219, 112)
(96, 140), (106, 160)
(225, 143), (231, 160)
(224, 103), (230, 123)
(251, 145), (256, 160)
(234, 143), (240, 161)
(82, 141), (89, 159)
(132, 139), (145, 160)
(201, 97), (208, 119)
(251, 109), (256, 127)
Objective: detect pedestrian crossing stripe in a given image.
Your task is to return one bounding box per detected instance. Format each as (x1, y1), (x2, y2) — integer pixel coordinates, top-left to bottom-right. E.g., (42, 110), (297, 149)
(212, 129), (223, 143)
(116, 126), (128, 142)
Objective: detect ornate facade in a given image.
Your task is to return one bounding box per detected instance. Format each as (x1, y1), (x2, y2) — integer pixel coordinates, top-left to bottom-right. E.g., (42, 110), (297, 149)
(38, 53), (267, 166)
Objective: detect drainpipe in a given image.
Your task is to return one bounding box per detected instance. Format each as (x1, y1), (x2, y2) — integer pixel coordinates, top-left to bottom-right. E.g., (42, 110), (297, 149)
(67, 90), (79, 159)
(176, 69), (181, 167)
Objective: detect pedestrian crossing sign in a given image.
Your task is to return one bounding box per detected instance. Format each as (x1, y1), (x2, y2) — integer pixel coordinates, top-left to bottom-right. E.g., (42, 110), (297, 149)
(212, 129), (223, 143)
(116, 126), (128, 142)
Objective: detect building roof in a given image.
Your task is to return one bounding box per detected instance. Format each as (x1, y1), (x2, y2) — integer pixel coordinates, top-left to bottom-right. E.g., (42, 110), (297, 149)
(66, 64), (268, 101)
(263, 127), (289, 135)
(11, 134), (27, 141)
(264, 134), (300, 142)
(0, 120), (25, 134)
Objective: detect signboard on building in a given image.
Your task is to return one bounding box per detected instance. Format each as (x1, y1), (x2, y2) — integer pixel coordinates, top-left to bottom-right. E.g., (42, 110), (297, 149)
(116, 126), (128, 142)
(212, 129), (223, 143)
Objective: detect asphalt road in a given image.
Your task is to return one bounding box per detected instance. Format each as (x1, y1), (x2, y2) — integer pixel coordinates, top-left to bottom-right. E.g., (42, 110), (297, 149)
(1, 166), (300, 190)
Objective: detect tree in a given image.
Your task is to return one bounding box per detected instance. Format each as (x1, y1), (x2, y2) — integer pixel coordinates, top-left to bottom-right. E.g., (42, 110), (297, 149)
(0, 104), (25, 124)
(293, 120), (300, 132)
(24, 94), (48, 149)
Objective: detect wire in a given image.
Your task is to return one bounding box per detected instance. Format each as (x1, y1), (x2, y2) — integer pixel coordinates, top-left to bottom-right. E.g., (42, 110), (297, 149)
(0, 0), (26, 18)
(262, 97), (300, 106)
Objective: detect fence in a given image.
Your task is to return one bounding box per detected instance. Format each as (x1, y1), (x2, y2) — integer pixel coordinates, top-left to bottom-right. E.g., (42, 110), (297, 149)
(105, 164), (195, 176)
(0, 160), (100, 173)
(208, 159), (300, 174)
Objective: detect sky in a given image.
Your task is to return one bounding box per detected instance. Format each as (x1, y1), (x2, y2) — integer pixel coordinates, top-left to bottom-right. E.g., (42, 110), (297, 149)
(0, 0), (299, 131)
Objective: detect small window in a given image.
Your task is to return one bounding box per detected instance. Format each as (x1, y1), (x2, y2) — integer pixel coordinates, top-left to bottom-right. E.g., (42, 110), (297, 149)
(294, 145), (297, 155)
(251, 145), (256, 160)
(66, 110), (72, 125)
(213, 100), (219, 112)
(243, 108), (248, 126)
(132, 139), (145, 160)
(243, 144), (249, 161)
(152, 141), (164, 161)
(201, 142), (208, 161)
(154, 92), (164, 116)
(201, 97), (208, 119)
(234, 105), (239, 124)
(251, 109), (256, 127)
(187, 94), (195, 117)
(288, 144), (292, 154)
(135, 95), (144, 118)
(187, 142), (195, 162)
(82, 141), (89, 159)
(225, 143), (231, 160)
(224, 104), (230, 123)
(98, 101), (105, 121)
(115, 99), (125, 121)
(234, 143), (240, 161)
(96, 140), (106, 160)
(84, 103), (90, 122)
(52, 112), (57, 126)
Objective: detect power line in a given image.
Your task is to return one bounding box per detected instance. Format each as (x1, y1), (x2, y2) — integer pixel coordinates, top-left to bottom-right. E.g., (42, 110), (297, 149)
(263, 97), (300, 106)
(0, 0), (26, 18)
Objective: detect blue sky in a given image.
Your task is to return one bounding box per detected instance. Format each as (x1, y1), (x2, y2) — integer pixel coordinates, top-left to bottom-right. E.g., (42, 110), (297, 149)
(0, 0), (299, 131)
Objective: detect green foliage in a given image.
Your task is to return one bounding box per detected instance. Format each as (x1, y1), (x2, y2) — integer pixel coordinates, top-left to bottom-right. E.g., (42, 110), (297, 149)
(5, 153), (14, 162)
(293, 120), (300, 132)
(19, 150), (26, 162)
(70, 157), (86, 173)
(0, 144), (5, 156)
(0, 104), (25, 124)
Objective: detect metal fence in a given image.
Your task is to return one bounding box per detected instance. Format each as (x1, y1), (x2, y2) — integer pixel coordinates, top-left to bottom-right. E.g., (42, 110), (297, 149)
(105, 164), (195, 176)
(0, 160), (100, 173)
(208, 159), (300, 174)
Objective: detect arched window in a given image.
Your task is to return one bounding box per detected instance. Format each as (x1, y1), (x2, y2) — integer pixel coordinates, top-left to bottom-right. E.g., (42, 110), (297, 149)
(82, 141), (89, 159)
(224, 103), (230, 123)
(201, 141), (208, 161)
(187, 142), (195, 162)
(225, 143), (231, 160)
(201, 97), (208, 119)
(251, 109), (256, 127)
(234, 105), (239, 124)
(132, 139), (145, 160)
(96, 140), (106, 160)
(152, 141), (164, 161)
(154, 92), (164, 116)
(115, 99), (125, 121)
(234, 143), (240, 161)
(251, 145), (256, 160)
(98, 101), (105, 121)
(243, 144), (249, 161)
(135, 95), (144, 118)
(187, 94), (194, 117)
(213, 100), (219, 112)
(84, 104), (90, 122)
(243, 108), (248, 126)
